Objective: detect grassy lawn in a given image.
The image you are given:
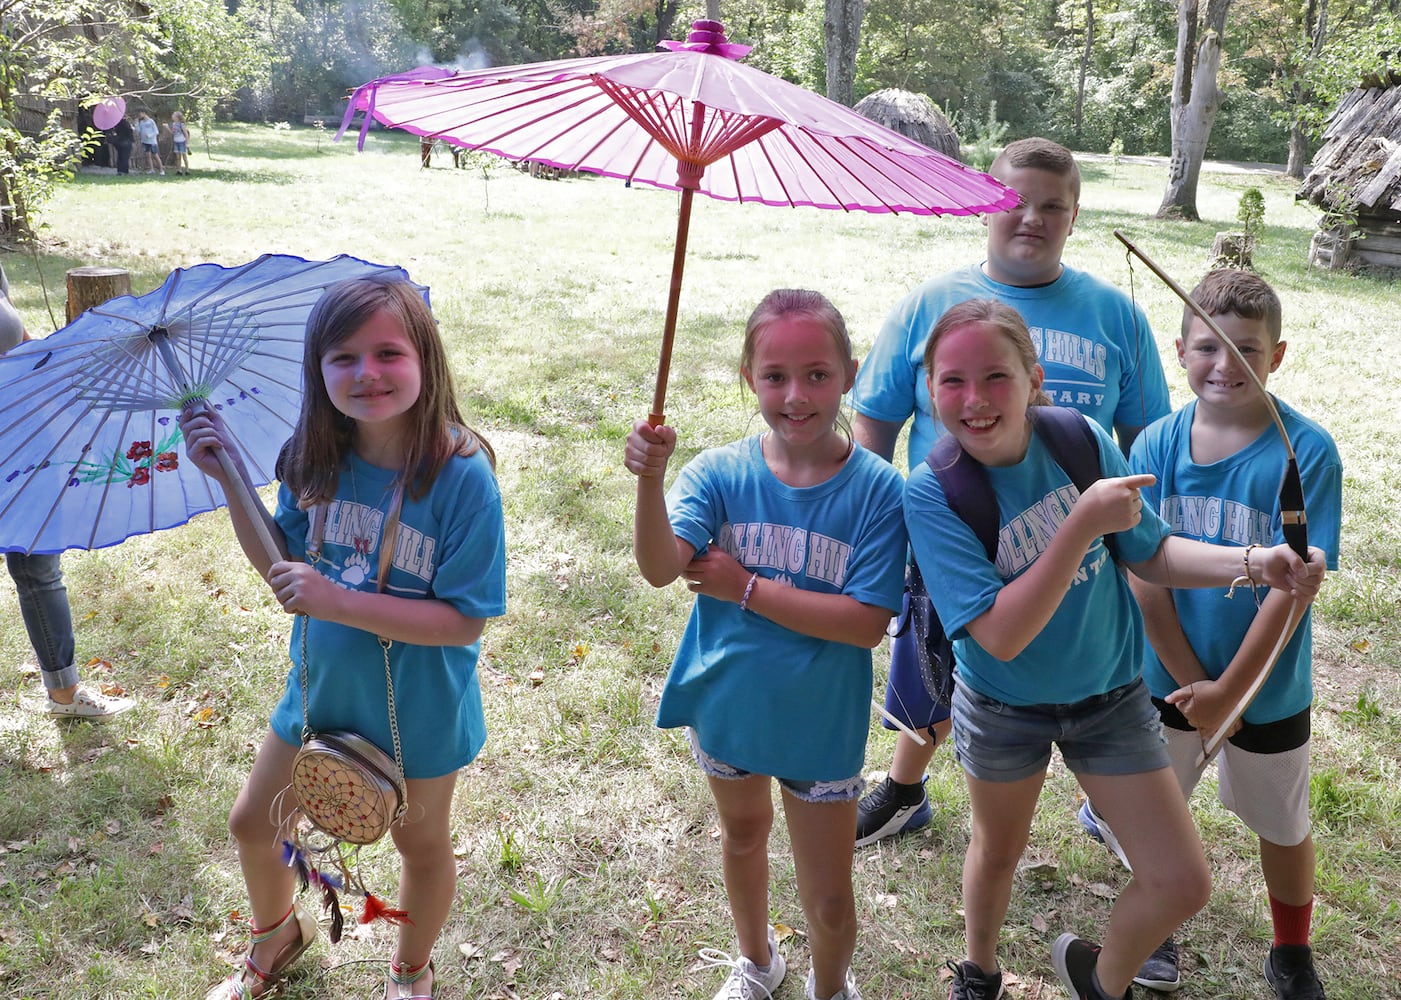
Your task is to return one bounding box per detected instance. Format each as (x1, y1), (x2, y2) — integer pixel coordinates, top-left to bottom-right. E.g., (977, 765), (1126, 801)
(1, 122), (1397, 999)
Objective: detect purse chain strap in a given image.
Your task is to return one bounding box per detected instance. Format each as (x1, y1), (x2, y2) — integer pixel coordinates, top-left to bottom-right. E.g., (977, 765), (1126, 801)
(299, 477), (408, 787)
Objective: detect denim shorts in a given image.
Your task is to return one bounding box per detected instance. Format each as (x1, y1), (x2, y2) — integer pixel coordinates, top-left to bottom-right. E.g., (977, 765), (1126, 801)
(685, 729), (864, 803)
(951, 677), (1168, 783)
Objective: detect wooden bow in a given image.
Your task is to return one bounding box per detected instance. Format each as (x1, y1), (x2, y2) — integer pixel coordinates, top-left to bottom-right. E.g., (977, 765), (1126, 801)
(1114, 231), (1310, 768)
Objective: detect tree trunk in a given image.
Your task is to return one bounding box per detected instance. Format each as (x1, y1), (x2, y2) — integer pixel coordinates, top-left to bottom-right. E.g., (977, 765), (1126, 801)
(824, 0), (866, 107)
(1286, 123), (1310, 178)
(1074, 0), (1095, 144)
(704, 0), (720, 23)
(1157, 0), (1232, 220)
(1286, 0), (1327, 180)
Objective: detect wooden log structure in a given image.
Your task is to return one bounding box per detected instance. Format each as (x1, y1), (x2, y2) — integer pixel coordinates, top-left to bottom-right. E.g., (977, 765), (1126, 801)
(65, 266), (131, 323)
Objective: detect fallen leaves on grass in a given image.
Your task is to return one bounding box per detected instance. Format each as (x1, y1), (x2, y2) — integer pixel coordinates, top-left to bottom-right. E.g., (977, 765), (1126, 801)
(491, 947), (524, 978)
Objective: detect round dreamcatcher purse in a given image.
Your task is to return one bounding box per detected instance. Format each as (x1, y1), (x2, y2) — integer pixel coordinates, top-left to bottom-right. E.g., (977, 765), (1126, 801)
(289, 490), (408, 846)
(291, 636), (407, 844)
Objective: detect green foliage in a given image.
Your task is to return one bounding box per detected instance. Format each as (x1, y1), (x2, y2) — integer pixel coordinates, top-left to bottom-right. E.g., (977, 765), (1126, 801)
(1297, 12), (1401, 141)
(966, 100), (1010, 172)
(1238, 186), (1265, 241)
(0, 112), (93, 236)
(0, 0), (257, 239)
(1319, 179), (1362, 240)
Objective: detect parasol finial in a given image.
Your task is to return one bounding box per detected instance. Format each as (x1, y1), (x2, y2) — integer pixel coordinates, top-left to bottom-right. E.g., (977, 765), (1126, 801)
(657, 20), (752, 60)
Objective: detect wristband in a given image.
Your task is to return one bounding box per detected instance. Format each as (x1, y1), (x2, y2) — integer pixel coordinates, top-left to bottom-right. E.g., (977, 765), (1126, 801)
(739, 572), (758, 611)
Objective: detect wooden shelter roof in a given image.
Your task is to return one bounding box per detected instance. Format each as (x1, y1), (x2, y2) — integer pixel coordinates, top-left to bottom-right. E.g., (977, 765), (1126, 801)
(1298, 71), (1401, 214)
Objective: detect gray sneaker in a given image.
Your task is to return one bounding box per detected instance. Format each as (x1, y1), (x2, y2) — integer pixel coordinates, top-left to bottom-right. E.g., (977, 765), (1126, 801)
(699, 926), (786, 1000)
(805, 966), (862, 1000)
(45, 686), (134, 719)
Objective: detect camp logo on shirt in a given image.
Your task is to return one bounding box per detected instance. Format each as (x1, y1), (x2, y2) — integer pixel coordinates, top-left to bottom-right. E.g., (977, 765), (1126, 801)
(319, 498), (437, 588)
(1159, 494), (1272, 546)
(995, 484), (1112, 585)
(1029, 325), (1109, 410)
(715, 521), (852, 589)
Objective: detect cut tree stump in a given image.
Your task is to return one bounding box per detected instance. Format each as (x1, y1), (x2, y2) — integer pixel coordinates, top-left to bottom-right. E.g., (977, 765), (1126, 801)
(65, 266), (131, 323)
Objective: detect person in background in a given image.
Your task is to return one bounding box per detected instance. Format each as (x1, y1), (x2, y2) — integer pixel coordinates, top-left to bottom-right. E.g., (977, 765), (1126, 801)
(136, 110), (164, 175)
(0, 262), (134, 719)
(110, 115), (134, 176)
(169, 111), (191, 175)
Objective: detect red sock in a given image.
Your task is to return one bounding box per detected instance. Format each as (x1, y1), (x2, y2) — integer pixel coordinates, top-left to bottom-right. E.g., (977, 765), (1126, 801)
(1269, 894), (1313, 947)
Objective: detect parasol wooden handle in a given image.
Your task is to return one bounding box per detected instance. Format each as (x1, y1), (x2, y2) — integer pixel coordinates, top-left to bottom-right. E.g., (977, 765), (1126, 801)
(212, 444), (285, 568)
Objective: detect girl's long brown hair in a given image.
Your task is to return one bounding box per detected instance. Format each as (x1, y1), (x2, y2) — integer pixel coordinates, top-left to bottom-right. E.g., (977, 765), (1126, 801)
(276, 276), (495, 507)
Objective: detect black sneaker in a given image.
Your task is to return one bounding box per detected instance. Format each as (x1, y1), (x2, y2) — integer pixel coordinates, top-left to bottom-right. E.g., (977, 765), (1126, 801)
(1052, 933), (1134, 1000)
(1264, 944), (1326, 1000)
(1132, 937), (1181, 992)
(854, 775), (932, 847)
(946, 959), (1005, 1000)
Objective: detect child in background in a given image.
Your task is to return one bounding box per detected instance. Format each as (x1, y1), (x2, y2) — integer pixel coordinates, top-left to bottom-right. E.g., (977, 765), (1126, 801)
(1116, 270), (1340, 999)
(182, 277), (506, 1000)
(135, 110), (163, 175)
(625, 289), (907, 1000)
(903, 299), (1325, 1000)
(169, 111), (191, 175)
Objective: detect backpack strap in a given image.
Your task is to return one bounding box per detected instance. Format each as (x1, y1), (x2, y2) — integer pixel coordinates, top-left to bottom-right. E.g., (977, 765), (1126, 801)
(926, 434), (999, 562)
(1026, 406), (1120, 563)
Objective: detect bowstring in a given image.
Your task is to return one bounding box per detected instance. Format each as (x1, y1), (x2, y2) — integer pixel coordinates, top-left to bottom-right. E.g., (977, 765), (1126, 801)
(1125, 250), (1178, 595)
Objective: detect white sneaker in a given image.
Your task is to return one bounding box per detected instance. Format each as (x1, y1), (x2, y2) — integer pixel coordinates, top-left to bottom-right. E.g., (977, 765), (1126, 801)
(699, 926), (786, 1000)
(45, 686), (135, 719)
(806, 966), (862, 1000)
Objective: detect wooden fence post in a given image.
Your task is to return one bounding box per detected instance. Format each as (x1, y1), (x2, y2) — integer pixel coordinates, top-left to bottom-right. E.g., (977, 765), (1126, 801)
(65, 266), (131, 323)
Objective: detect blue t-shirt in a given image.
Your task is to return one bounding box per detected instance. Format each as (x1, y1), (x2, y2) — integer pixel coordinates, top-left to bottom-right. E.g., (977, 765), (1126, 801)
(1130, 398), (1342, 723)
(852, 263), (1170, 467)
(904, 417), (1170, 706)
(657, 437), (908, 781)
(270, 447), (507, 779)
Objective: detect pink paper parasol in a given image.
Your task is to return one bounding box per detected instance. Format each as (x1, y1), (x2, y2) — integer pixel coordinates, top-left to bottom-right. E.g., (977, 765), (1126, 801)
(93, 96), (126, 131)
(341, 20), (1018, 423)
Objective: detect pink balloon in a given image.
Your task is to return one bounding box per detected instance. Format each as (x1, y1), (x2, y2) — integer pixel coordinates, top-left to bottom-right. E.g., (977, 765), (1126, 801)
(92, 96), (126, 131)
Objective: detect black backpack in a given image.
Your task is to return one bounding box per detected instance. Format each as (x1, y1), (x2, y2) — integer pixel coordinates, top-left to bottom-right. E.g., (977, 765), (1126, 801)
(895, 406), (1120, 706)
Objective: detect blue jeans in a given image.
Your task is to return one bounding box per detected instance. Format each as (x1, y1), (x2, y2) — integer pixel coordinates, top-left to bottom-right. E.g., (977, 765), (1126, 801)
(6, 553), (78, 692)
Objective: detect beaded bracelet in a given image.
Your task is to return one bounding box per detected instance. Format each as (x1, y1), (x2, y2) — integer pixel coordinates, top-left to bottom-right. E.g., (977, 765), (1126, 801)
(739, 572), (758, 611)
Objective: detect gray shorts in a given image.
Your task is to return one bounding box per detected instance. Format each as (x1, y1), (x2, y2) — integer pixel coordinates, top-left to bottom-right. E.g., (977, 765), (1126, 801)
(951, 677), (1169, 782)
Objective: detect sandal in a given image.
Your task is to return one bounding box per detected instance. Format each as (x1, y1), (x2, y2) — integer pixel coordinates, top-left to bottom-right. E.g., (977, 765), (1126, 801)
(205, 903), (318, 1000)
(386, 957), (435, 999)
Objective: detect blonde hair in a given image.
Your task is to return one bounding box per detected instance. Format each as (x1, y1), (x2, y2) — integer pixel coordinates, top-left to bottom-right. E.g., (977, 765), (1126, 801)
(276, 276), (495, 506)
(923, 299), (1053, 407)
